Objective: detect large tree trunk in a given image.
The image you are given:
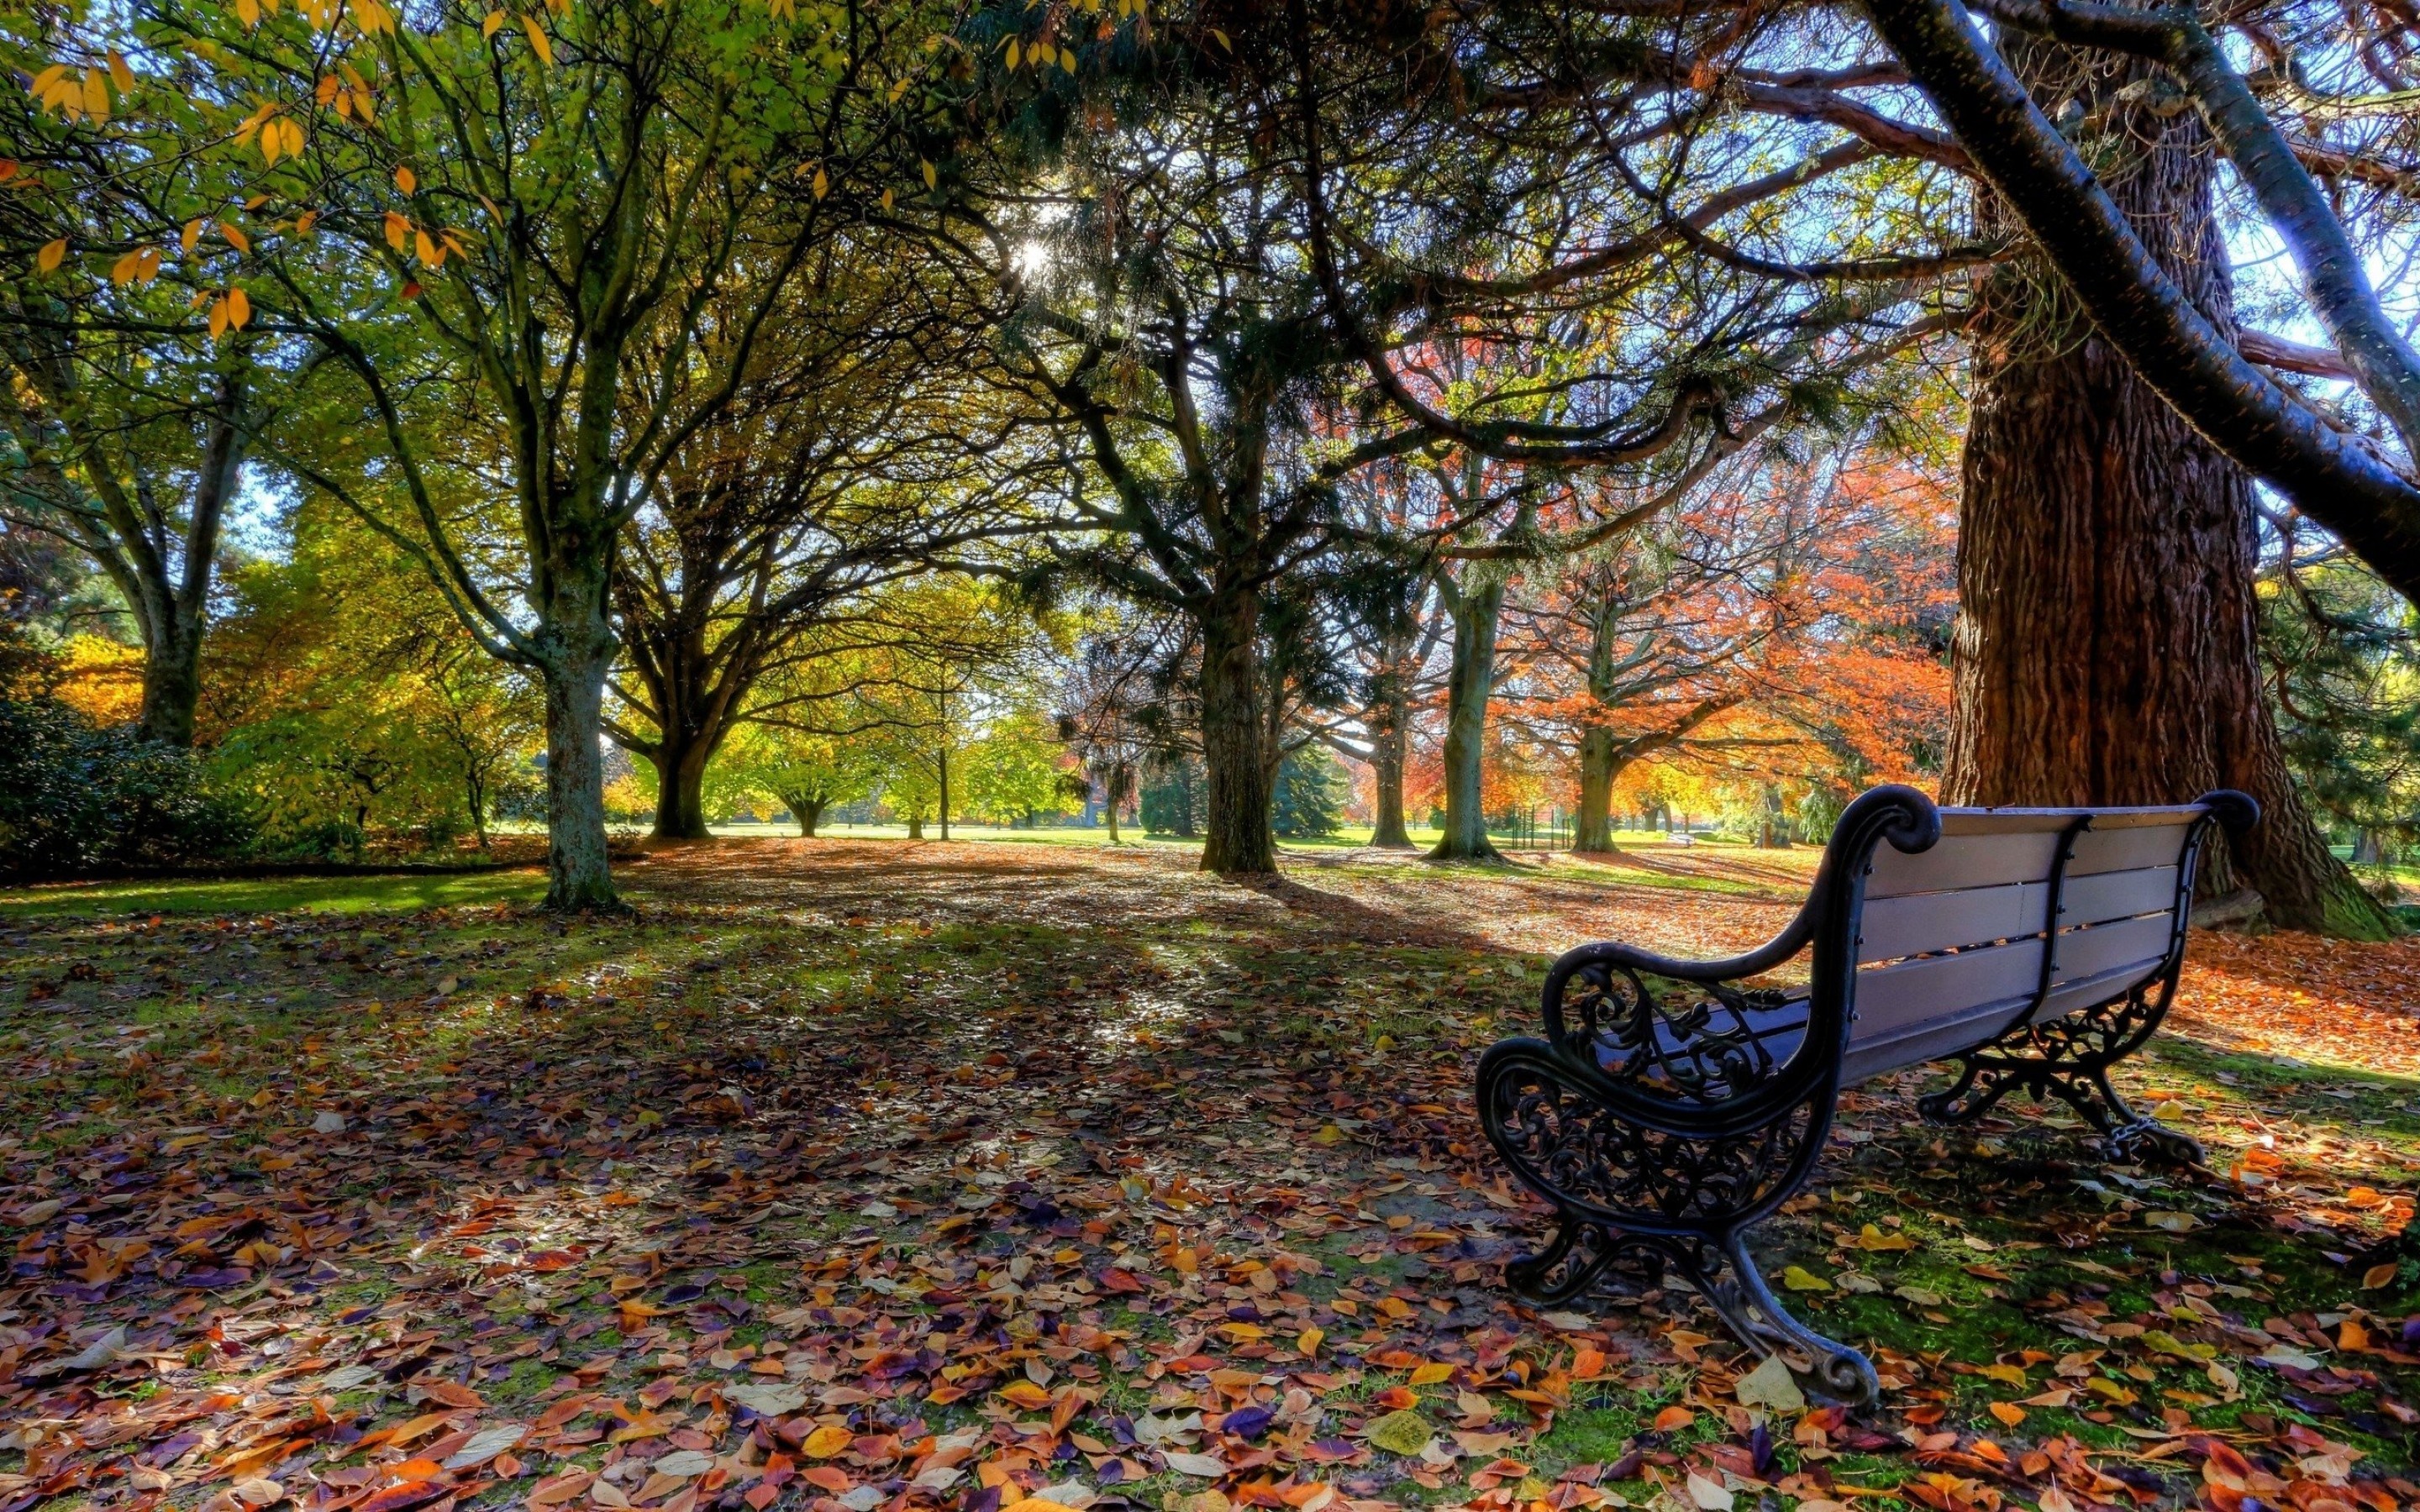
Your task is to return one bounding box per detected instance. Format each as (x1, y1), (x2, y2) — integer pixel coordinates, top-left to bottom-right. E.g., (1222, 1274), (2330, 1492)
(1575, 727), (1621, 853)
(1199, 585), (1277, 874)
(134, 377), (242, 748)
(1367, 669), (1415, 848)
(1945, 29), (2393, 940)
(137, 617), (205, 748)
(1370, 731), (1413, 848)
(1574, 594), (1623, 854)
(1429, 571), (1505, 863)
(781, 794), (825, 837)
(536, 566), (618, 911)
(645, 728), (716, 841)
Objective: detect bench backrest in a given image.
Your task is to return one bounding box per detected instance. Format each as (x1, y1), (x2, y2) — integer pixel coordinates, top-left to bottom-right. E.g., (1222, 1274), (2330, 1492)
(1839, 806), (2209, 1083)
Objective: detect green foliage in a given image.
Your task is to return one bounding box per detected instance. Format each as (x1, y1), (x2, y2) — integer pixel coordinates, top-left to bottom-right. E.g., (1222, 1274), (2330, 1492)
(960, 709), (1069, 824)
(199, 523), (541, 858)
(0, 697), (250, 874)
(708, 725), (882, 833)
(1272, 746), (1349, 838)
(1139, 754), (1204, 837)
(2263, 563), (2420, 861)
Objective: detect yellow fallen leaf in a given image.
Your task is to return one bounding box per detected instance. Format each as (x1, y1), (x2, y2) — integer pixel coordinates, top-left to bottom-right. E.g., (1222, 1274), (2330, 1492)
(1780, 1265), (1831, 1292)
(801, 1424), (851, 1458)
(1407, 1362), (1454, 1386)
(1988, 1402), (2025, 1427)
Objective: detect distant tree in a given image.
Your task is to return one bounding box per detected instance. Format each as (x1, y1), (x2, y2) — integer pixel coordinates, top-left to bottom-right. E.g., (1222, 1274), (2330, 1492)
(709, 724), (884, 838)
(0, 306), (263, 748)
(7, 0), (962, 905)
(1272, 747), (1351, 839)
(1055, 626), (1175, 845)
(963, 710), (1068, 827)
(202, 511), (540, 856)
(1501, 443), (1955, 852)
(2261, 551), (2420, 871)
(1140, 755), (1207, 839)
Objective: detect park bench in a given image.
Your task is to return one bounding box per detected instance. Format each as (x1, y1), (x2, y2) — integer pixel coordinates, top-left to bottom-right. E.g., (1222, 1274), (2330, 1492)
(1476, 784), (2258, 1403)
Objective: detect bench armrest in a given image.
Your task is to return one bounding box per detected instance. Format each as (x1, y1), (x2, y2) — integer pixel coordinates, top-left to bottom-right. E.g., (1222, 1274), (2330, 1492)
(1528, 785), (1940, 1121)
(1543, 783), (1942, 987)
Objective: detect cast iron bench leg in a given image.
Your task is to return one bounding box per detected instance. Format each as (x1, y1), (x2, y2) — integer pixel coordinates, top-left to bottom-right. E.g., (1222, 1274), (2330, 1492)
(1915, 985), (2204, 1166)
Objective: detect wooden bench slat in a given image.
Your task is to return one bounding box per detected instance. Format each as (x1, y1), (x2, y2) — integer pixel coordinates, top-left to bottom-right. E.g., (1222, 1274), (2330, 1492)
(1851, 936), (2042, 1051)
(2033, 955), (2171, 1025)
(1844, 1000), (2033, 1084)
(2066, 822), (2195, 877)
(2060, 865), (2181, 929)
(1858, 880), (2046, 962)
(1865, 832), (2063, 897)
(2049, 911), (2175, 986)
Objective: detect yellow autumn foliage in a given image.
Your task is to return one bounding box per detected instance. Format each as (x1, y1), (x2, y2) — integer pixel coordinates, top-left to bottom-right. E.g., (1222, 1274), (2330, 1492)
(55, 634), (144, 727)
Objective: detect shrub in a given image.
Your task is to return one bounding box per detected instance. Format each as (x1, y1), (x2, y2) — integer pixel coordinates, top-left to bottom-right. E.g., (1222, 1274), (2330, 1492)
(0, 699), (252, 874)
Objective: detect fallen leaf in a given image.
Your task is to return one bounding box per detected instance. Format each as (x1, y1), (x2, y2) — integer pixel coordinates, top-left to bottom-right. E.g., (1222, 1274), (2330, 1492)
(1732, 1355), (1805, 1414)
(1365, 1410), (1434, 1457)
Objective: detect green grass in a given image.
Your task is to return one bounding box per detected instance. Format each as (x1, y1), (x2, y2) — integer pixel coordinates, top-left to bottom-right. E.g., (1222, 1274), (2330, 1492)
(0, 867), (544, 918)
(699, 818), (1742, 856)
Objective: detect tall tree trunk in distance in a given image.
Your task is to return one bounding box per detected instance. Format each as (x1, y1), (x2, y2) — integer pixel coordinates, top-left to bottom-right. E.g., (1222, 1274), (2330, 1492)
(1367, 665), (1415, 848)
(781, 793), (825, 837)
(644, 730), (716, 841)
(1370, 722), (1413, 848)
(1755, 784), (1791, 848)
(465, 767), (490, 849)
(124, 381), (243, 747)
(1199, 585), (1278, 874)
(907, 812), (925, 840)
(113, 376), (244, 748)
(1575, 727), (1621, 853)
(1945, 27), (2394, 939)
(534, 540), (619, 910)
(1573, 591), (1624, 853)
(939, 742), (951, 843)
(1429, 570), (1506, 862)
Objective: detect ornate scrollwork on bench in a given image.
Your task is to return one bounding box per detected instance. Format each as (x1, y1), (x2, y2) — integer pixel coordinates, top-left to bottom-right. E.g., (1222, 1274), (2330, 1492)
(1476, 785), (2259, 1408)
(1916, 979), (2204, 1165)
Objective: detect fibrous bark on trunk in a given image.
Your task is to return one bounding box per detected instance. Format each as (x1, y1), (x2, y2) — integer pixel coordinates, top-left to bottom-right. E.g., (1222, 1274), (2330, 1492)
(535, 561), (620, 911)
(1944, 25), (2394, 940)
(1369, 706), (1413, 848)
(1200, 587), (1278, 875)
(1429, 568), (1506, 863)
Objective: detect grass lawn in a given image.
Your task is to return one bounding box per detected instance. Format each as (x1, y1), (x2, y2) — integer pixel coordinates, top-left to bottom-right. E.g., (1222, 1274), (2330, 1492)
(3, 837), (2415, 1512)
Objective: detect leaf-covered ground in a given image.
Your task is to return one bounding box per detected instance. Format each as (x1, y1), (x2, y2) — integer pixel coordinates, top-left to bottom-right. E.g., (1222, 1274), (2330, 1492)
(5, 839), (2420, 1512)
